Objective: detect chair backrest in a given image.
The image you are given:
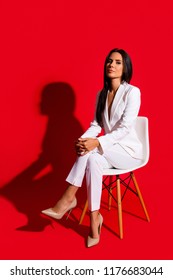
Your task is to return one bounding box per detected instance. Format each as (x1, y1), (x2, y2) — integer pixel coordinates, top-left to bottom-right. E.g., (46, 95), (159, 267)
(103, 116), (150, 175)
(135, 116), (150, 166)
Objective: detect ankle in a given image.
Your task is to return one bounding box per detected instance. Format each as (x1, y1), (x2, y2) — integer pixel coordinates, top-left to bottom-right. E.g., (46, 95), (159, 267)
(61, 193), (75, 204)
(89, 212), (100, 238)
(90, 211), (100, 222)
(63, 185), (78, 202)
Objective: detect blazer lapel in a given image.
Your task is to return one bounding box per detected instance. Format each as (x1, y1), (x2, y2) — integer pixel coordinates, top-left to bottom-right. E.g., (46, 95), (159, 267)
(103, 94), (111, 130)
(105, 82), (127, 129)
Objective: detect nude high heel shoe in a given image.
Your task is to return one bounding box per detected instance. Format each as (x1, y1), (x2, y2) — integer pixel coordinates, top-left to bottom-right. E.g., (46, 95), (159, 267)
(87, 213), (103, 248)
(41, 198), (77, 220)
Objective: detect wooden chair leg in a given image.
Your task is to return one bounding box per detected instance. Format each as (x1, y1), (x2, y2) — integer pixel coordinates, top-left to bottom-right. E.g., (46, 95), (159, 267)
(116, 175), (123, 239)
(131, 172), (150, 222)
(79, 200), (88, 224)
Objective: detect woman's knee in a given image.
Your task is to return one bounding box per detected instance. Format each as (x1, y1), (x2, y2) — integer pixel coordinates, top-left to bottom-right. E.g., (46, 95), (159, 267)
(86, 153), (103, 170)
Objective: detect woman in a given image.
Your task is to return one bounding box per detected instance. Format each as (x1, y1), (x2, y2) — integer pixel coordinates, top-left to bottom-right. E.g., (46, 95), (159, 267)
(42, 48), (143, 247)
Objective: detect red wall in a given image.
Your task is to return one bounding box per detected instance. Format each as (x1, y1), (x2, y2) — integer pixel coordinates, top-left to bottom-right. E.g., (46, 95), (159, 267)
(0, 1), (172, 192)
(0, 0), (173, 260)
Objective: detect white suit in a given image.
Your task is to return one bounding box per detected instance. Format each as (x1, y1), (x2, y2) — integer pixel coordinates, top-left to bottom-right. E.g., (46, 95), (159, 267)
(66, 81), (143, 211)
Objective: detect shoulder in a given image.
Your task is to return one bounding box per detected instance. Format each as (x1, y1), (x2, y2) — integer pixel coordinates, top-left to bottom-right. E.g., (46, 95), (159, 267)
(122, 82), (141, 104)
(122, 81), (140, 94)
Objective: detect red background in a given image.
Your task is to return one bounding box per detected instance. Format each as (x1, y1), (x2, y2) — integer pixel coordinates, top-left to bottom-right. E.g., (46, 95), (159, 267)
(0, 0), (172, 259)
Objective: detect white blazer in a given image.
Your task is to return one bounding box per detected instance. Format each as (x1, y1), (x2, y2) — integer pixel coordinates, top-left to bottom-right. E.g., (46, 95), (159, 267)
(81, 81), (143, 162)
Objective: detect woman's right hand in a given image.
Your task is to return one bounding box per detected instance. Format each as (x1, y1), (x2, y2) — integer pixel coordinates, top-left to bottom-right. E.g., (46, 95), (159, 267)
(75, 139), (88, 156)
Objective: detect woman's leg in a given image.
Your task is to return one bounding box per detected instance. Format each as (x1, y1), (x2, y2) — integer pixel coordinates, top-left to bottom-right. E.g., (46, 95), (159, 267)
(85, 153), (112, 238)
(52, 152), (92, 213)
(53, 151), (111, 221)
(52, 184), (78, 212)
(90, 210), (100, 238)
(85, 152), (112, 211)
(103, 144), (143, 169)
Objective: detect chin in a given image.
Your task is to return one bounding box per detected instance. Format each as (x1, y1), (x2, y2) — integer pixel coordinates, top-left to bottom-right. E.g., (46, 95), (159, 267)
(107, 74), (116, 79)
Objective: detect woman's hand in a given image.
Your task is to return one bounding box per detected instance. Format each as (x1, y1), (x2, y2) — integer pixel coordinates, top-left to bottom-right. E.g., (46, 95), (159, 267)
(75, 138), (100, 156)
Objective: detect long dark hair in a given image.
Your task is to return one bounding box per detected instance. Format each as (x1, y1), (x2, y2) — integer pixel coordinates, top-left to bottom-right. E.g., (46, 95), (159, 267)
(96, 48), (133, 126)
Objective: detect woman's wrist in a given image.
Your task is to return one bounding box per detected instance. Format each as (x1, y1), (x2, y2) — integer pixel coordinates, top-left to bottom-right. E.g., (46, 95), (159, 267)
(95, 138), (100, 147)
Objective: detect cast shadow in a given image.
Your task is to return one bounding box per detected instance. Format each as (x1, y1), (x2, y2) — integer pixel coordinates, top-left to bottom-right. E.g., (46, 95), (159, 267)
(0, 82), (84, 232)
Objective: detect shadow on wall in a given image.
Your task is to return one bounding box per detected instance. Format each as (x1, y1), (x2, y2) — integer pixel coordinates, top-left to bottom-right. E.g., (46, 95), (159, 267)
(0, 82), (84, 231)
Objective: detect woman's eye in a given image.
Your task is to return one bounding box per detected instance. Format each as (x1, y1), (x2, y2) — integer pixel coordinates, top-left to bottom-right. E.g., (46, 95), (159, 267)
(107, 59), (112, 64)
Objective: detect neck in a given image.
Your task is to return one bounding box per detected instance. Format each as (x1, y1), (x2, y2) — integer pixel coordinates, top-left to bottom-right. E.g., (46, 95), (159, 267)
(109, 79), (121, 92)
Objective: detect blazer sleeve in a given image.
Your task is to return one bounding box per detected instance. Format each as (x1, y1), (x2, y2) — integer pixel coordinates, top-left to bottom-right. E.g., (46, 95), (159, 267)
(97, 87), (141, 153)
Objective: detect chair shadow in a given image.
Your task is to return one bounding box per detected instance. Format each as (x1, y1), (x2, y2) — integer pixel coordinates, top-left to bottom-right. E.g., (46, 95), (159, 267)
(93, 200), (149, 238)
(101, 200), (148, 222)
(0, 82), (84, 232)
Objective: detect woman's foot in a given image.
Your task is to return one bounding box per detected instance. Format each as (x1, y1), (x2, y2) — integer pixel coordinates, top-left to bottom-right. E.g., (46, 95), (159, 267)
(52, 195), (76, 214)
(41, 197), (77, 220)
(87, 212), (103, 247)
(41, 185), (78, 219)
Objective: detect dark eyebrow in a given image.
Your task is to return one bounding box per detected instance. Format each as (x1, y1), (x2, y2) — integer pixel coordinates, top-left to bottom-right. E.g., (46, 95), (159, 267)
(115, 59), (122, 61)
(107, 58), (122, 62)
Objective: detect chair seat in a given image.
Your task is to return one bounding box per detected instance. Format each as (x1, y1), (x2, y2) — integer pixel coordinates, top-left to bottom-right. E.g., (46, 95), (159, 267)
(103, 167), (136, 175)
(103, 161), (146, 175)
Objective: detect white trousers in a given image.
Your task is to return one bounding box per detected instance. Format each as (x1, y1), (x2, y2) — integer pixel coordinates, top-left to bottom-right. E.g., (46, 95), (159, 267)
(66, 144), (142, 211)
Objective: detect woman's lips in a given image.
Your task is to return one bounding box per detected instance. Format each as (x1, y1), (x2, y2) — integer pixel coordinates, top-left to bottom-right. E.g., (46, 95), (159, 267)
(107, 69), (115, 73)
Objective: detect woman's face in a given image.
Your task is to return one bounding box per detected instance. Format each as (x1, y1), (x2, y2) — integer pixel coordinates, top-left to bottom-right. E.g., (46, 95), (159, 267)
(106, 52), (124, 81)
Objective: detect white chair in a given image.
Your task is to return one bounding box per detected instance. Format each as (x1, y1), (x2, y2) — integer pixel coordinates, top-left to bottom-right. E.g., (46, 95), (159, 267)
(79, 116), (150, 239)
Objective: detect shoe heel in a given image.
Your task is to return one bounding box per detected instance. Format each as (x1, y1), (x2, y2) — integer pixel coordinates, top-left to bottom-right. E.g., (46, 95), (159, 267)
(66, 208), (73, 220)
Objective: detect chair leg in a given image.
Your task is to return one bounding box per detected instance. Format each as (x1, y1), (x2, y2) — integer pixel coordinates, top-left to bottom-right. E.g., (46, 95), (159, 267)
(116, 175), (123, 239)
(108, 187), (112, 210)
(108, 175), (114, 210)
(79, 200), (88, 224)
(131, 172), (150, 222)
